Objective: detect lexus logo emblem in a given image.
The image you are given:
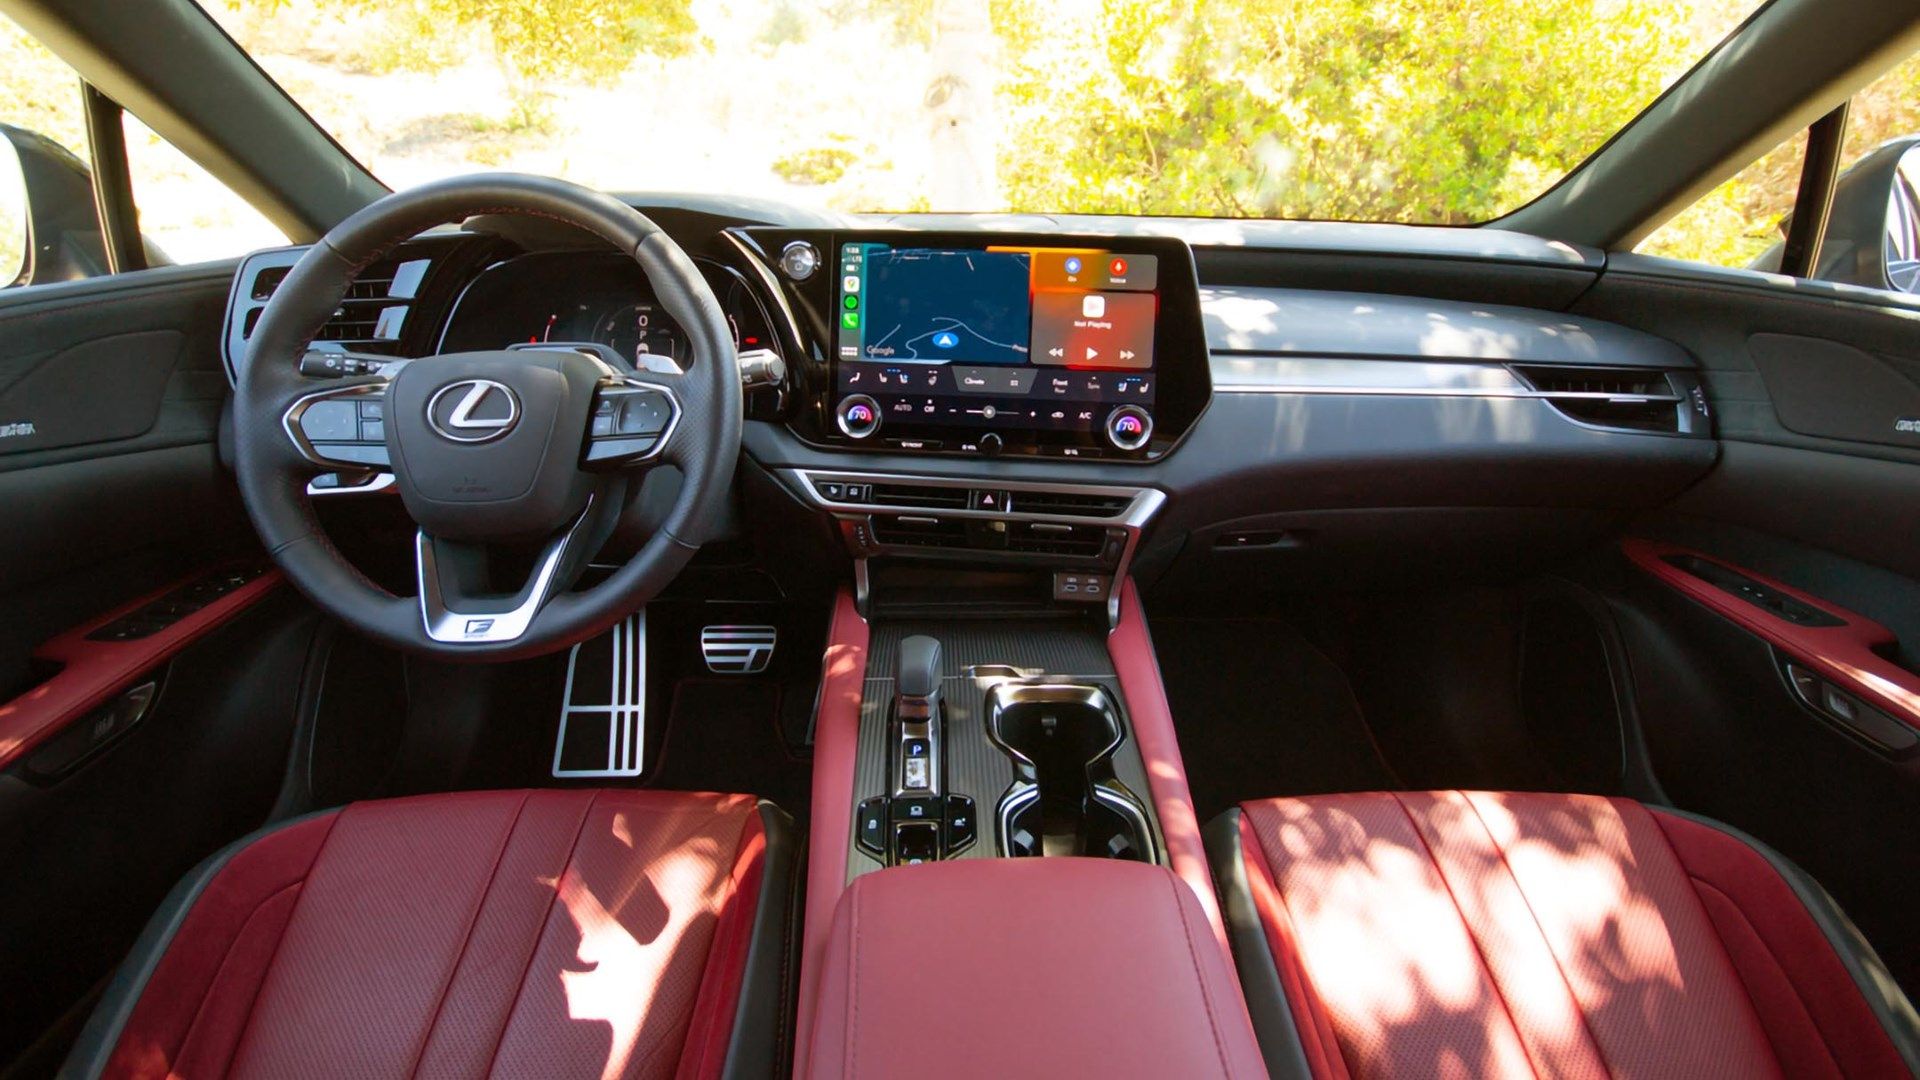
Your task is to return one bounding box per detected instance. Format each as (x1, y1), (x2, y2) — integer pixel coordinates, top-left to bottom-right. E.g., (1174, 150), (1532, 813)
(426, 379), (520, 443)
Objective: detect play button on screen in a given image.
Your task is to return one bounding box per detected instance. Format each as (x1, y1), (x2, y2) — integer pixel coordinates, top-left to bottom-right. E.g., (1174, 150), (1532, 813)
(1031, 291), (1154, 370)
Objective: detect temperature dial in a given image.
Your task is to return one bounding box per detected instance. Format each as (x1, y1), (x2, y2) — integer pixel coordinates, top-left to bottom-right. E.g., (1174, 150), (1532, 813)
(1105, 405), (1153, 451)
(837, 394), (882, 439)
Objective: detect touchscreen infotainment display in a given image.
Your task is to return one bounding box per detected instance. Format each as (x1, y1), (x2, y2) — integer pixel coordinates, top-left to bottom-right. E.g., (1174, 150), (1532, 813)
(832, 242), (1160, 450)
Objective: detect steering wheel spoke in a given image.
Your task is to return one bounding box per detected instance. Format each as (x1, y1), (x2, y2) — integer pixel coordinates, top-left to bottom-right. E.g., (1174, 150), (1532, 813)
(415, 498), (600, 644)
(582, 373), (683, 469)
(283, 377), (393, 472)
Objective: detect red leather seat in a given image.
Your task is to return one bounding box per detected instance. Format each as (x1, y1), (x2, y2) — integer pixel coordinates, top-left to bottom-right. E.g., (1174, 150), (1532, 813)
(1208, 791), (1920, 1079)
(63, 789), (795, 1080)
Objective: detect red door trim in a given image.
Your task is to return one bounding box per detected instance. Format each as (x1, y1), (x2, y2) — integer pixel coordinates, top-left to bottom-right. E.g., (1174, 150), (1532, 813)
(1623, 538), (1920, 731)
(0, 564), (283, 772)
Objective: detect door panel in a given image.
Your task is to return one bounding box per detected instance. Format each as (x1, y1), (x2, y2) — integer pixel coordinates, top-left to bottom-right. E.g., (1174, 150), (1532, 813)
(0, 264), (318, 1070)
(1574, 264), (1920, 994)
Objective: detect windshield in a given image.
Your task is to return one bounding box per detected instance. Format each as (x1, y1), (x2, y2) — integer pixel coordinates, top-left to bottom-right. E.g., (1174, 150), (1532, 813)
(198, 0), (1764, 224)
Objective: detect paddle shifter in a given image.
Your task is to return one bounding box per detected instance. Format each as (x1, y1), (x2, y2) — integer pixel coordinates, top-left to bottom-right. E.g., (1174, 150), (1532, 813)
(853, 635), (978, 865)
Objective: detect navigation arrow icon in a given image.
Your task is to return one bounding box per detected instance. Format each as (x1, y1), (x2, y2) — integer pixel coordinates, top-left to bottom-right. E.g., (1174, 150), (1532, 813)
(932, 331), (959, 349)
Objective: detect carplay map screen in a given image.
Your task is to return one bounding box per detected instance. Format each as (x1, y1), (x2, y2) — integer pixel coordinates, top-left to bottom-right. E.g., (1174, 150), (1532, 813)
(834, 242), (1158, 439)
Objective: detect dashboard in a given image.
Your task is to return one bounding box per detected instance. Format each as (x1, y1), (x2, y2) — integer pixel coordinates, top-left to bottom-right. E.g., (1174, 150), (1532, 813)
(219, 197), (1717, 604)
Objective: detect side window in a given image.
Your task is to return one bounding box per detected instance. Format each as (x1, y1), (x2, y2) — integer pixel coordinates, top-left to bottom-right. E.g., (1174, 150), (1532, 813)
(0, 15), (105, 286)
(121, 113), (287, 266)
(0, 13), (287, 289)
(1636, 132), (1806, 270)
(1637, 49), (1920, 297)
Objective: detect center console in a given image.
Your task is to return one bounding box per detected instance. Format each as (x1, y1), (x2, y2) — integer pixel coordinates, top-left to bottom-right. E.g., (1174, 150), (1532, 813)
(844, 620), (1163, 883)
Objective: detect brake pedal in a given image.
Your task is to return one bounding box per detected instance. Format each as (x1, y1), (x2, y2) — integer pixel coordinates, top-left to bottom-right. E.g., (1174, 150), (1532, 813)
(551, 612), (646, 778)
(701, 625), (777, 674)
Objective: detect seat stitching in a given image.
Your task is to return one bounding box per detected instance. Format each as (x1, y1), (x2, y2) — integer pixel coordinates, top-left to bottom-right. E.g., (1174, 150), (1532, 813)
(1625, 802), (1779, 1063)
(1457, 792), (1612, 1078)
(1465, 792), (1631, 1079)
(1689, 875), (1844, 1076)
(167, 879), (305, 1074)
(1168, 869), (1237, 1078)
(846, 878), (862, 1080)
(223, 809), (345, 1072)
(667, 805), (758, 1076)
(404, 790), (533, 1080)
(480, 789), (601, 1079)
(1388, 791), (1542, 1080)
(1242, 813), (1351, 1078)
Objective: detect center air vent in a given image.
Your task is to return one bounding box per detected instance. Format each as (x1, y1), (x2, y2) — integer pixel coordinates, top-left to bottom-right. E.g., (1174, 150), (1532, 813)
(867, 482), (972, 511)
(1010, 491), (1132, 518)
(1006, 522), (1107, 556)
(1510, 365), (1704, 436)
(870, 515), (968, 548)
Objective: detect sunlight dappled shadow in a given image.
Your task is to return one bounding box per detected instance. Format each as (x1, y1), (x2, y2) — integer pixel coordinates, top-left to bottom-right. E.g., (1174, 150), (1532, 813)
(1250, 791), (1771, 1077)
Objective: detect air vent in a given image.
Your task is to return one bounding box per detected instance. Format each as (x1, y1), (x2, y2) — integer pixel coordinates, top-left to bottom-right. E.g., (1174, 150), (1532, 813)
(241, 256), (431, 356)
(869, 482), (971, 511)
(1510, 365), (1696, 435)
(1006, 522), (1105, 557)
(1010, 490), (1132, 518)
(871, 515), (968, 548)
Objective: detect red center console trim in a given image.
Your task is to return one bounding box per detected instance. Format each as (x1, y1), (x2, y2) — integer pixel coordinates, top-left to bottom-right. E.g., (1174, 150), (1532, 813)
(1108, 577), (1231, 951)
(0, 564), (283, 772)
(1623, 538), (1920, 731)
(795, 587), (870, 1071)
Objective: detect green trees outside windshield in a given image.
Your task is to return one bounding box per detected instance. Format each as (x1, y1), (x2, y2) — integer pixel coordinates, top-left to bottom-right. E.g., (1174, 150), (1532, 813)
(8, 0), (1920, 270)
(206, 0), (1761, 224)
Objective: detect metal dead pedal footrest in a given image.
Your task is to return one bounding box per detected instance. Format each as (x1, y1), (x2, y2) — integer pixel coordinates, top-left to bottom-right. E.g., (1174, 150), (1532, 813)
(552, 612), (647, 778)
(701, 625), (777, 674)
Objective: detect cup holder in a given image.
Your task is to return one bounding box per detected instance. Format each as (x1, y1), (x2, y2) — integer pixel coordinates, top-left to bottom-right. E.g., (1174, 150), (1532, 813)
(984, 682), (1159, 863)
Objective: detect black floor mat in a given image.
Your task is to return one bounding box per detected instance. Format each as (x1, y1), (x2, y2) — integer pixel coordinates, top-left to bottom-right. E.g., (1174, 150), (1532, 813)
(645, 679), (812, 820)
(1152, 616), (1400, 821)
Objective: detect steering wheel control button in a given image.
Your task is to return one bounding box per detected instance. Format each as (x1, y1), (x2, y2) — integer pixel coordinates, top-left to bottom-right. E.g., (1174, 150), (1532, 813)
(427, 378), (521, 444)
(584, 383), (679, 467)
(1105, 405), (1154, 451)
(779, 240), (821, 281)
(299, 400), (358, 442)
(615, 392), (671, 435)
(314, 442), (390, 468)
(836, 394), (881, 439)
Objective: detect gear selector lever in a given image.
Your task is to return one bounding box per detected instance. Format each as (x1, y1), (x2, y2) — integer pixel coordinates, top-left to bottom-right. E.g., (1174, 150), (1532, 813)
(852, 635), (977, 866)
(893, 635), (943, 796)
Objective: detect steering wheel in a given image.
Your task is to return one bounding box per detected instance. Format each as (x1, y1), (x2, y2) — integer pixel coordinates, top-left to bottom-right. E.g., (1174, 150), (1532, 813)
(232, 174), (741, 660)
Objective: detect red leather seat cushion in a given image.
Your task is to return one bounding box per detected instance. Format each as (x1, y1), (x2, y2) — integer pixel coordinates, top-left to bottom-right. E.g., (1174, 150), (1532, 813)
(99, 789), (773, 1080)
(1225, 791), (1914, 1079)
